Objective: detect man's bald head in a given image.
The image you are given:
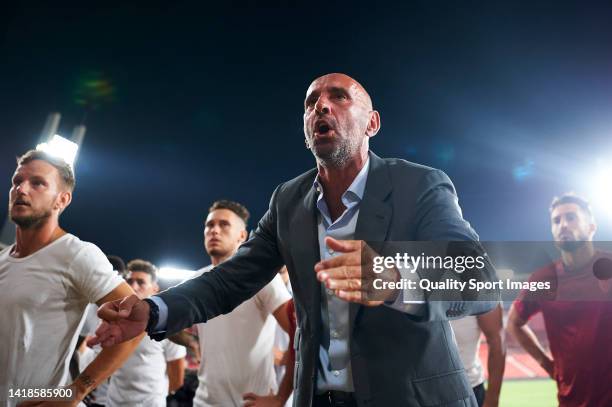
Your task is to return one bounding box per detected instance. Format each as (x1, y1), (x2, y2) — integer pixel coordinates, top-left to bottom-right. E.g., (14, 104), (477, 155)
(307, 73), (373, 111)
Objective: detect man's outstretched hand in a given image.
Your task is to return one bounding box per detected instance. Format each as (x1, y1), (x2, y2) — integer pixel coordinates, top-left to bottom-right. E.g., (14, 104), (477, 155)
(87, 294), (150, 347)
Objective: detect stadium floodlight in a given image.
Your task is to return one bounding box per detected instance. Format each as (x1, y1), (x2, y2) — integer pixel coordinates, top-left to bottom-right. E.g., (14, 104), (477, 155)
(590, 160), (612, 218)
(36, 134), (79, 168)
(158, 266), (197, 281)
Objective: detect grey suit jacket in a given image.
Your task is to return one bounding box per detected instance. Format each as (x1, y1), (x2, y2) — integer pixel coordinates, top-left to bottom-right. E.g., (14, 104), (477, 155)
(154, 152), (499, 406)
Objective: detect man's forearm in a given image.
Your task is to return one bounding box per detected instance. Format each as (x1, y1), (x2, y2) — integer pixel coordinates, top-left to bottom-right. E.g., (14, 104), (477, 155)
(276, 350), (295, 403)
(509, 323), (551, 367)
(72, 333), (144, 400)
(167, 359), (185, 394)
(168, 330), (197, 348)
(484, 336), (505, 405)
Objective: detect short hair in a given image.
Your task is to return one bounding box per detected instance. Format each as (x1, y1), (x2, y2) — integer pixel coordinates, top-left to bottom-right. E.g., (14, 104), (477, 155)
(209, 200), (250, 226)
(550, 193), (594, 220)
(107, 255), (126, 277)
(126, 259), (158, 283)
(17, 150), (75, 192)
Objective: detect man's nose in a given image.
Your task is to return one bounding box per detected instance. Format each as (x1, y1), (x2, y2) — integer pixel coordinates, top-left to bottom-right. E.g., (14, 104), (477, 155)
(14, 182), (30, 194)
(559, 217), (570, 228)
(315, 96), (330, 115)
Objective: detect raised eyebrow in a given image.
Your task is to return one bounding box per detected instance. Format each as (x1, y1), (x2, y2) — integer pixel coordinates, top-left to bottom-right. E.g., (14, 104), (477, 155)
(328, 86), (351, 97)
(30, 176), (47, 183)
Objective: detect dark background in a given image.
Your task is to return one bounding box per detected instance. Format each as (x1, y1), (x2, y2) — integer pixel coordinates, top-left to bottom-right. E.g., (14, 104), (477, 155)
(2, 1), (612, 270)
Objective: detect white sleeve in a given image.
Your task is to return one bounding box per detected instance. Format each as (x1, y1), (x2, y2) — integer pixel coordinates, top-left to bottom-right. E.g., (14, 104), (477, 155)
(163, 340), (187, 362)
(70, 243), (124, 304)
(255, 274), (292, 315)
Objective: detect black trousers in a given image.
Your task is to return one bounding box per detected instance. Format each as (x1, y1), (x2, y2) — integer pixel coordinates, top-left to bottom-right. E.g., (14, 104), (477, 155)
(473, 382), (486, 407)
(313, 391), (358, 407)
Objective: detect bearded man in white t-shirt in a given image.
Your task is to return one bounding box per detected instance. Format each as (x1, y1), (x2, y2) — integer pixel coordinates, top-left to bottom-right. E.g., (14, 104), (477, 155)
(192, 200), (293, 407)
(0, 150), (143, 407)
(107, 259), (186, 407)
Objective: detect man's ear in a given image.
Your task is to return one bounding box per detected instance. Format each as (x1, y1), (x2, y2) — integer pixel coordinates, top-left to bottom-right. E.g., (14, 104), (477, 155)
(239, 229), (248, 244)
(366, 110), (381, 138)
(55, 190), (72, 214)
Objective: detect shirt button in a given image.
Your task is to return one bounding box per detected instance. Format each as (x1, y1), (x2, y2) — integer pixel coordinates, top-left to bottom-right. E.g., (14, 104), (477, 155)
(333, 370), (340, 377)
(328, 247), (335, 255)
(331, 330), (339, 339)
(326, 289), (334, 295)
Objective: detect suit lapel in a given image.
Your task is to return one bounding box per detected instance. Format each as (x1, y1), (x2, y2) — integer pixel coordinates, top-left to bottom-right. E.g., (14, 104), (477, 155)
(350, 152), (393, 333)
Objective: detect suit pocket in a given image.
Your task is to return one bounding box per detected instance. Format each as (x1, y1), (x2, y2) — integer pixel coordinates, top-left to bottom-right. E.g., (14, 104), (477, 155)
(413, 370), (471, 406)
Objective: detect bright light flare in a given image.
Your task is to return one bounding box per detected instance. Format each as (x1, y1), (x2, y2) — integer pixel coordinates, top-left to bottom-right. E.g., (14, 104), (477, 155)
(590, 160), (612, 218)
(36, 135), (79, 168)
(158, 266), (196, 281)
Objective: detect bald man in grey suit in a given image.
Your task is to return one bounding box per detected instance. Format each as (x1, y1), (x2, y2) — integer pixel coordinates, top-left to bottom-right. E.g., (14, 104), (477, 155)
(92, 73), (499, 407)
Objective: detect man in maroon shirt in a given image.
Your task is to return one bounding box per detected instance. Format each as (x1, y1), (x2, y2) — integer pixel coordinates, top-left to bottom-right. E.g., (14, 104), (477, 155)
(508, 193), (612, 407)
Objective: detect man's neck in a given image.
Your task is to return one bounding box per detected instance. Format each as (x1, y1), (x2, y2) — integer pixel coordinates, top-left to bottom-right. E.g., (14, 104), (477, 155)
(12, 220), (65, 258)
(561, 242), (596, 271)
(317, 151), (368, 221)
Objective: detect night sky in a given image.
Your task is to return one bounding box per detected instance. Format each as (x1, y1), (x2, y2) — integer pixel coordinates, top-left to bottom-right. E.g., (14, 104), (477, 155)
(2, 2), (612, 270)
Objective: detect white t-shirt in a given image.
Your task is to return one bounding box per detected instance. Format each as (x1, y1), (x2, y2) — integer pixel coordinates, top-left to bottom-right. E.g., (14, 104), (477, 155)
(450, 316), (485, 387)
(0, 234), (124, 407)
(107, 336), (186, 407)
(193, 266), (291, 407)
(273, 280), (293, 407)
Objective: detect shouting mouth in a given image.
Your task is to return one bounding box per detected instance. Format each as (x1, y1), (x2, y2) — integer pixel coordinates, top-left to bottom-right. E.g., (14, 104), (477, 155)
(313, 119), (334, 138)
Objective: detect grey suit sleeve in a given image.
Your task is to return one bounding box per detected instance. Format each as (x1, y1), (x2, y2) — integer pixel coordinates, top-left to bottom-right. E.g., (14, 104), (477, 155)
(151, 185), (285, 339)
(414, 169), (499, 321)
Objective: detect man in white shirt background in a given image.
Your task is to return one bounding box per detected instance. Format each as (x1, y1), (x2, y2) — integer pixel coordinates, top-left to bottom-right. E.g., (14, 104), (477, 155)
(0, 150), (141, 407)
(107, 259), (186, 407)
(191, 200), (293, 407)
(272, 266), (294, 407)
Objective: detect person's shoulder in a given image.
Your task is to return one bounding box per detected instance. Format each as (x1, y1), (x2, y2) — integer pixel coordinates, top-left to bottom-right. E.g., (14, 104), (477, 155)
(380, 156), (447, 180)
(380, 156), (436, 172)
(0, 244), (11, 258)
(276, 167), (317, 194)
(57, 234), (110, 275)
(45, 233), (91, 259)
(63, 234), (106, 260)
(373, 155), (455, 195)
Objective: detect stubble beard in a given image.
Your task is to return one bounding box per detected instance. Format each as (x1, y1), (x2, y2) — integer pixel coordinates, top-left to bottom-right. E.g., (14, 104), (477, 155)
(10, 207), (52, 229)
(556, 239), (587, 253)
(555, 231), (589, 253)
(309, 127), (363, 169)
(206, 246), (231, 260)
